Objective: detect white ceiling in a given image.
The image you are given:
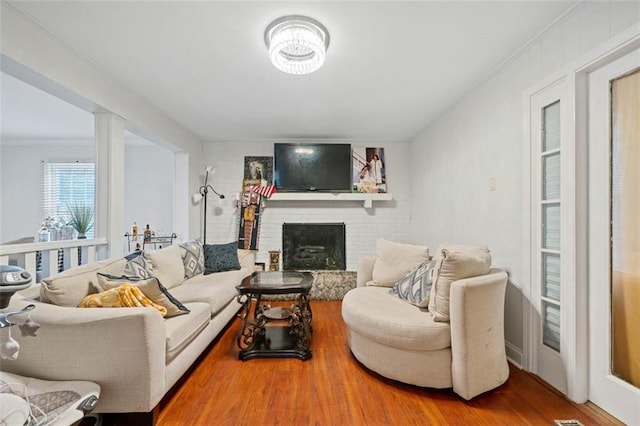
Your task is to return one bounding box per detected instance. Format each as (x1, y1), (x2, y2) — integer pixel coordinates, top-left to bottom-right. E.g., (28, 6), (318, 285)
(2, 1), (578, 143)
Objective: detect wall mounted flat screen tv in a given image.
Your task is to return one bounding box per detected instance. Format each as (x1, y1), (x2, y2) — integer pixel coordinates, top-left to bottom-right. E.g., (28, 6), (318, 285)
(274, 143), (352, 192)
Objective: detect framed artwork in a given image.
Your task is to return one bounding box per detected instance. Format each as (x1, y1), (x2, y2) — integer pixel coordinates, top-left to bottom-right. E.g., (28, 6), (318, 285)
(242, 178), (261, 193)
(244, 156), (273, 184)
(352, 147), (387, 193)
(269, 250), (281, 271)
(254, 262), (266, 272)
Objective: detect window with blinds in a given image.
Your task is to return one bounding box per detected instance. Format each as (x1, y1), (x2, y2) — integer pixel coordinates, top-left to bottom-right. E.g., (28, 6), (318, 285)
(541, 101), (561, 352)
(42, 162), (95, 238)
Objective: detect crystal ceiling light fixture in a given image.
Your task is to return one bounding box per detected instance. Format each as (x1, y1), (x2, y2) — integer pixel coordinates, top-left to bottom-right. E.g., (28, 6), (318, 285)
(264, 15), (330, 75)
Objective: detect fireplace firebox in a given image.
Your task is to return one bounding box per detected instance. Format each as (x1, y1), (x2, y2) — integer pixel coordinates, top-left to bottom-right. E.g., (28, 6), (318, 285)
(282, 223), (346, 271)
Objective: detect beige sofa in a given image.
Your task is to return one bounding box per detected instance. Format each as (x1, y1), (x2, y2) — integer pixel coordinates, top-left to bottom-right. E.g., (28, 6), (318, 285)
(2, 243), (254, 421)
(341, 241), (509, 400)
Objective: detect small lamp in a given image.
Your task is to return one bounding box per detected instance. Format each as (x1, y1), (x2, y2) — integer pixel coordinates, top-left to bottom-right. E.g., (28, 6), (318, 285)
(192, 166), (225, 245)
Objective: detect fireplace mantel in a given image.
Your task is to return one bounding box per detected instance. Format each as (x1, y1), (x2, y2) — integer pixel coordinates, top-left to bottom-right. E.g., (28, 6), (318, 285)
(266, 193), (392, 208)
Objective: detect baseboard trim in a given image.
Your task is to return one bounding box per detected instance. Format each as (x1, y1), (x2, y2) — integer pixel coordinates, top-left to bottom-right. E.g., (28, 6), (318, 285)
(506, 341), (523, 368)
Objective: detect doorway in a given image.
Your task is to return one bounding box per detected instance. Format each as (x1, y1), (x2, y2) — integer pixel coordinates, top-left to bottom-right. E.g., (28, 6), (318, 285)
(587, 48), (640, 425)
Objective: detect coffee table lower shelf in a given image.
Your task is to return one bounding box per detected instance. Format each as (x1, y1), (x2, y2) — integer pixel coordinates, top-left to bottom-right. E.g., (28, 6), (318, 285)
(238, 326), (312, 361)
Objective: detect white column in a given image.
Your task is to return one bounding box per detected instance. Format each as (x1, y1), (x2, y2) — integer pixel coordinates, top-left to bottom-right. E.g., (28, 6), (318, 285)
(95, 112), (125, 258)
(174, 152), (189, 242)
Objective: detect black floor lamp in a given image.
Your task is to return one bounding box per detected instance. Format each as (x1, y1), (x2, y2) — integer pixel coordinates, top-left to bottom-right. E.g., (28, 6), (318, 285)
(192, 166), (225, 245)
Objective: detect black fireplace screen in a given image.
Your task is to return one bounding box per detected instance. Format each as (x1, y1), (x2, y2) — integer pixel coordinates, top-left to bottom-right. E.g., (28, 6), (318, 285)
(282, 223), (346, 271)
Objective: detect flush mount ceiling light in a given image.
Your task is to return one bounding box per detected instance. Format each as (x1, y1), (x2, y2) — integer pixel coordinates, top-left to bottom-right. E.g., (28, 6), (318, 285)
(264, 15), (330, 75)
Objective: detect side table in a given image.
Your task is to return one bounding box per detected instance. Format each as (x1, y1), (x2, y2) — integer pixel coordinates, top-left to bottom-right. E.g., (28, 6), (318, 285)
(236, 271), (313, 361)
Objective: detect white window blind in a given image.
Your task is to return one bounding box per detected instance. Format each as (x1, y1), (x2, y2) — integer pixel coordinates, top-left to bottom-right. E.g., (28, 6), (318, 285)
(42, 162), (95, 238)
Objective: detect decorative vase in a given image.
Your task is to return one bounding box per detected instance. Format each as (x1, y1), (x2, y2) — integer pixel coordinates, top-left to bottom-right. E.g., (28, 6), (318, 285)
(48, 227), (60, 241)
(38, 229), (50, 242)
(77, 233), (87, 240)
(61, 225), (74, 240)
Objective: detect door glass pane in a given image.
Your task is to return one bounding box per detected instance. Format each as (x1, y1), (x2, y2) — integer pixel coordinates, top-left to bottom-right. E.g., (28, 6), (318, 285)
(543, 204), (560, 251)
(543, 253), (561, 301)
(543, 153), (560, 200)
(541, 99), (561, 354)
(543, 101), (561, 151)
(610, 68), (640, 388)
(542, 301), (561, 352)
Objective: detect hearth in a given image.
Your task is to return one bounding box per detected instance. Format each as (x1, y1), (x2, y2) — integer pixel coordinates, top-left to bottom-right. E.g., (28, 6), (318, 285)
(282, 223), (346, 271)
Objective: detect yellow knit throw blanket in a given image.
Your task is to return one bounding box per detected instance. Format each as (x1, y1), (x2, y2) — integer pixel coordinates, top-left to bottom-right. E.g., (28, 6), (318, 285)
(79, 284), (168, 317)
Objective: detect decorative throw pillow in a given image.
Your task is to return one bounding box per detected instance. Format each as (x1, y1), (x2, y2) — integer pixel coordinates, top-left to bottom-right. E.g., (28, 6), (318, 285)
(123, 251), (152, 279)
(390, 260), (436, 307)
(203, 242), (241, 275)
(40, 257), (126, 307)
(367, 239), (430, 287)
(97, 273), (189, 317)
(79, 284), (168, 316)
(179, 240), (205, 279)
(428, 246), (492, 322)
(144, 245), (185, 289)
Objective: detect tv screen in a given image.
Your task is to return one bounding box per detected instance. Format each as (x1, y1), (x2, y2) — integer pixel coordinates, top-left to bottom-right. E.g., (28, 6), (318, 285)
(274, 143), (352, 192)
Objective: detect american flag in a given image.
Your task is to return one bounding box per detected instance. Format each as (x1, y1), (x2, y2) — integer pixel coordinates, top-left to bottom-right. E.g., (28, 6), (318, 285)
(250, 185), (277, 198)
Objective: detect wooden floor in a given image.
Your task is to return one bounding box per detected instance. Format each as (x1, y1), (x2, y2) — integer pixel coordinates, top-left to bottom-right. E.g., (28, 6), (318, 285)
(156, 301), (621, 426)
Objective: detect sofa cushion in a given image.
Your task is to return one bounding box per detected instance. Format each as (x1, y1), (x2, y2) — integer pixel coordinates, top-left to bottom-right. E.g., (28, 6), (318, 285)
(40, 258), (126, 307)
(203, 242), (241, 275)
(171, 268), (250, 316)
(144, 245), (185, 289)
(342, 287), (451, 351)
(390, 260), (435, 307)
(179, 240), (205, 279)
(97, 274), (190, 317)
(123, 251), (152, 279)
(237, 249), (256, 271)
(367, 239), (430, 287)
(165, 302), (210, 361)
(429, 244), (491, 322)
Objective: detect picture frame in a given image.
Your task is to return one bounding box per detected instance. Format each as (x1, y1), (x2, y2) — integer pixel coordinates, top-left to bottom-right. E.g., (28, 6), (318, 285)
(352, 147), (387, 194)
(244, 156), (273, 184)
(269, 250), (281, 271)
(242, 178), (261, 193)
(254, 262), (265, 272)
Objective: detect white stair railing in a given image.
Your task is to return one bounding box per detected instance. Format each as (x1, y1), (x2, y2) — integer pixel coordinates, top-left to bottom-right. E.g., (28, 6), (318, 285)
(0, 239), (108, 282)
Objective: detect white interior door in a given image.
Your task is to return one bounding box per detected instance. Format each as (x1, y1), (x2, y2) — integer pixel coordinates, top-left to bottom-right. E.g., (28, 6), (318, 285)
(588, 48), (640, 425)
(529, 79), (570, 395)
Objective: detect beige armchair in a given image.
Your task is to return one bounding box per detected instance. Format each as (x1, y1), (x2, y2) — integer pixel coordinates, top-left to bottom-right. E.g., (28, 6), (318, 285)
(341, 244), (509, 400)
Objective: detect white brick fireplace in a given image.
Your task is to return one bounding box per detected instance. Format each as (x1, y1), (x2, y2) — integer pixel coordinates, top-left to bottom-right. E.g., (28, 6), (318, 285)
(202, 140), (413, 271)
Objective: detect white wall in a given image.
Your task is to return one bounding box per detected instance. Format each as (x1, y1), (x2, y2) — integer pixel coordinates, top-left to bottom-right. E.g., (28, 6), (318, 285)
(0, 141), (175, 249)
(123, 143), (175, 252)
(0, 142), (93, 242)
(410, 1), (640, 360)
(203, 141), (412, 271)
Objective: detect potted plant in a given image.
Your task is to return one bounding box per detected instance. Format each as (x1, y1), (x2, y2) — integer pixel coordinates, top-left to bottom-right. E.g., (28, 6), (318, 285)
(66, 204), (94, 239)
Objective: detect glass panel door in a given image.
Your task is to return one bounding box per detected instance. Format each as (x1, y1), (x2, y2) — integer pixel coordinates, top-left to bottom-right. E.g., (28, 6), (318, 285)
(588, 47), (640, 425)
(530, 80), (569, 396)
(610, 68), (640, 389)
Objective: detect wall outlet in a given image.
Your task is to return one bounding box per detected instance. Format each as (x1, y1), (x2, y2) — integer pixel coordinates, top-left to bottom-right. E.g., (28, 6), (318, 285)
(489, 177), (497, 191)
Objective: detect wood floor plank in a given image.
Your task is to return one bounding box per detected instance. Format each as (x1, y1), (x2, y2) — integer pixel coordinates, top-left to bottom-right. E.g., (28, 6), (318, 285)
(156, 301), (622, 425)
